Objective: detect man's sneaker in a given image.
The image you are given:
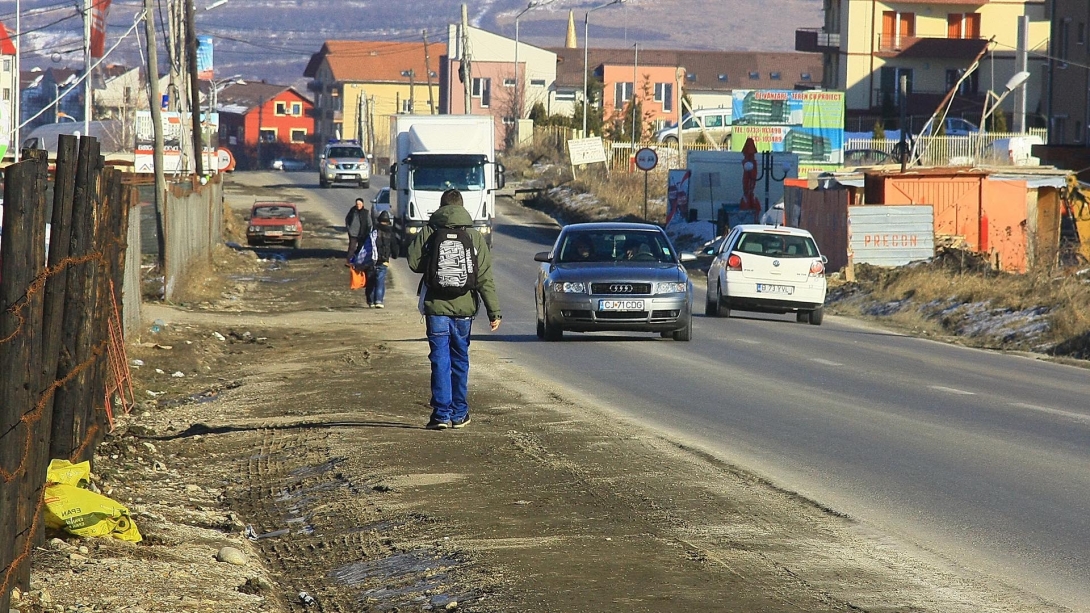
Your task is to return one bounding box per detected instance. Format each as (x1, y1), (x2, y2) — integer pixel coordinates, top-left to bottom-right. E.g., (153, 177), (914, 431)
(374, 303), (385, 309)
(425, 420), (451, 430)
(451, 416), (471, 429)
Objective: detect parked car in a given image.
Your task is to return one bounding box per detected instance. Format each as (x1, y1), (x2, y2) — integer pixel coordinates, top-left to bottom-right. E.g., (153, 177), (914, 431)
(246, 202), (303, 248)
(534, 222), (696, 341)
(654, 107), (733, 145)
(272, 158), (307, 171)
(843, 148), (894, 167)
(917, 117), (979, 137)
(705, 224), (827, 325)
(370, 187), (392, 223)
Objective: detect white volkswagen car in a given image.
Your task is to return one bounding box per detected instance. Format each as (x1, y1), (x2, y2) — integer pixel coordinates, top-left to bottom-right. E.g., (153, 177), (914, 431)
(705, 224), (828, 325)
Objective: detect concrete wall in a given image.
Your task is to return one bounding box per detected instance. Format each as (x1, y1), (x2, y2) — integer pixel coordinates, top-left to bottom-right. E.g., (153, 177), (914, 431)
(163, 174), (223, 300)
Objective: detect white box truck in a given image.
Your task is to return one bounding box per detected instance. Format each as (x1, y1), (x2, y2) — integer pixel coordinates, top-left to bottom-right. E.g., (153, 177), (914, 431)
(389, 115), (504, 249)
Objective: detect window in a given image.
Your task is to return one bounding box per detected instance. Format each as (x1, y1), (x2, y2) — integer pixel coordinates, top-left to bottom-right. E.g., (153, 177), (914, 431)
(2, 88), (8, 102)
(292, 102), (302, 116)
(945, 68), (978, 95)
(502, 116), (515, 125)
(947, 13), (980, 39)
(880, 66), (914, 103)
(881, 11), (915, 49)
(555, 89), (576, 101)
(704, 114), (724, 128)
(770, 72), (782, 80)
(472, 77), (491, 107)
(654, 83), (673, 112)
(530, 79), (546, 87)
(685, 72), (696, 82)
(503, 78), (516, 87)
(1079, 22), (1086, 45)
(801, 72), (812, 81)
(259, 128), (277, 143)
(748, 71), (760, 80)
(290, 128), (307, 143)
(717, 74), (727, 82)
(1060, 19), (1071, 65)
(1076, 121), (1083, 143)
(275, 101), (286, 115)
(614, 81), (633, 109)
(2, 59), (10, 71)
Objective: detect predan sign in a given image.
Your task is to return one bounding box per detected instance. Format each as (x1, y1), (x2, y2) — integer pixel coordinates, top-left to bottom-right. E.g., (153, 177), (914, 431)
(567, 137), (607, 167)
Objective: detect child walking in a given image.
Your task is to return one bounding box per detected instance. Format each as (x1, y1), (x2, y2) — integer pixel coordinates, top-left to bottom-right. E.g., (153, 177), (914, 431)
(366, 210), (398, 308)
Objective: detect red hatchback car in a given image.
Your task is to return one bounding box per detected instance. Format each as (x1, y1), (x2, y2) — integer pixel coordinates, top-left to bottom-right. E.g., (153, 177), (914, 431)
(247, 202), (303, 248)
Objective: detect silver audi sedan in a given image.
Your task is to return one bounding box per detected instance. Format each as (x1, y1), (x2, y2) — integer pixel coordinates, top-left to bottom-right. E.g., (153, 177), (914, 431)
(534, 222), (696, 341)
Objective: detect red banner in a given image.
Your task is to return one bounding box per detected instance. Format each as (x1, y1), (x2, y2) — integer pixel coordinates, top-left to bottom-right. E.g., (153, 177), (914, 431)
(90, 0), (112, 58)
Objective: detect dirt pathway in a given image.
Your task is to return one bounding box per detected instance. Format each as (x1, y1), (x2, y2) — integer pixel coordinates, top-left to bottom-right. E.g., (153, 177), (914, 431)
(16, 181), (1066, 613)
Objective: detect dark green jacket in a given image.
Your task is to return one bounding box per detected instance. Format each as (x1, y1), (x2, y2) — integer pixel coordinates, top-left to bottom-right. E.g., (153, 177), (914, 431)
(408, 204), (501, 321)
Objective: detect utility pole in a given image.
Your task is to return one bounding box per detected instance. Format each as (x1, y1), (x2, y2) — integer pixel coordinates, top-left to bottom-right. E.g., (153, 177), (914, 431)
(631, 42), (638, 146)
(423, 30), (436, 114)
(144, 0), (167, 268)
(83, 0), (91, 135)
(461, 4), (472, 115)
(357, 88), (365, 142)
(184, 0), (203, 175)
(1014, 15), (1028, 133)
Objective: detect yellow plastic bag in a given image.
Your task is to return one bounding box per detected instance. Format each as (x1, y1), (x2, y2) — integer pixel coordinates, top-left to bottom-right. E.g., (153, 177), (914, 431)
(46, 459), (91, 487)
(43, 459), (142, 542)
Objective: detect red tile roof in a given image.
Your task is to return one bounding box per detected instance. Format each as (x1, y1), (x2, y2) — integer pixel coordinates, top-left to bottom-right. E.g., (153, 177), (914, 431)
(304, 41), (430, 84)
(0, 21), (16, 56)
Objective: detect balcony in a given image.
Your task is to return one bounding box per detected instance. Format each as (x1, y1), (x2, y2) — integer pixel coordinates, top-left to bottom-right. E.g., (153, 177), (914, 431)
(795, 28), (841, 53)
(876, 35), (988, 59)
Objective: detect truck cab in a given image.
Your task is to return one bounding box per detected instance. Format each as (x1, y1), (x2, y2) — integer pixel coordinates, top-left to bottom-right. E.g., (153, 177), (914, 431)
(389, 116), (504, 249)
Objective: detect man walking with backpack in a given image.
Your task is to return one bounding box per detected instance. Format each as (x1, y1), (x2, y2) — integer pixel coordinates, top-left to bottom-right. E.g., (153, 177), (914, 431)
(408, 189), (501, 430)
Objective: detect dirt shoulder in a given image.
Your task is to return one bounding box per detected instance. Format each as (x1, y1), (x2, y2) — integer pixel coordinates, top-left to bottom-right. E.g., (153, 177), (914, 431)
(14, 184), (1065, 613)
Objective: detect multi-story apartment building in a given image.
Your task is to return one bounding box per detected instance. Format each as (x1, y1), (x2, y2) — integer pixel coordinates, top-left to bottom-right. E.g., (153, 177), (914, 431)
(1, 20), (15, 159)
(797, 0), (1050, 131)
(1047, 0), (1090, 145)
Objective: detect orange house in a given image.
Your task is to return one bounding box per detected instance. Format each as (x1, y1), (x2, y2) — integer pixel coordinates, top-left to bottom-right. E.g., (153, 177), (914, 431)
(601, 63), (680, 134)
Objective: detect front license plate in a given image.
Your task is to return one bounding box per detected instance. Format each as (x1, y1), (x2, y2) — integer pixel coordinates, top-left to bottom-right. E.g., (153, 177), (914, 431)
(264, 231), (283, 237)
(756, 283), (793, 295)
(337, 174), (354, 180)
(599, 300), (644, 311)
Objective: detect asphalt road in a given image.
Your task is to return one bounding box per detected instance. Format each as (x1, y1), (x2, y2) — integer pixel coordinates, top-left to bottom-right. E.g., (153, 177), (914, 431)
(292, 172), (1090, 611)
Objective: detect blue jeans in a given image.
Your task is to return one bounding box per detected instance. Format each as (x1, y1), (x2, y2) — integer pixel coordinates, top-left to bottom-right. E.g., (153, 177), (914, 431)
(366, 265), (387, 304)
(425, 315), (472, 423)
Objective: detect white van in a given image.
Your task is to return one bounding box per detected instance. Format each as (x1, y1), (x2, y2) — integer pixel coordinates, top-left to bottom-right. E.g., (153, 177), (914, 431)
(654, 108), (733, 145)
(990, 135), (1043, 166)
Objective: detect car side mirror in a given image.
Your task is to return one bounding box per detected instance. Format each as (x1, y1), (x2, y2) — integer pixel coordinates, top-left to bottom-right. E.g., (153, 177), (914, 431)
(366, 153), (373, 160)
(495, 163), (506, 190)
(679, 253), (697, 263)
(821, 255), (828, 264)
(389, 165), (397, 190)
(533, 251), (552, 263)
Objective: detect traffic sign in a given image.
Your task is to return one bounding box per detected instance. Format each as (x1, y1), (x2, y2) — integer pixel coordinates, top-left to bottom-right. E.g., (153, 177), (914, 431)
(634, 147), (658, 172)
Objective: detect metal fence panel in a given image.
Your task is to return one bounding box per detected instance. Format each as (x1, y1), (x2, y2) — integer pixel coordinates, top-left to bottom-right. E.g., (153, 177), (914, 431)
(849, 205), (935, 267)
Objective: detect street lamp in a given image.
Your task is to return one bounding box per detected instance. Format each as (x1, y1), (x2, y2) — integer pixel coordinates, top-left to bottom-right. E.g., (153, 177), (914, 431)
(400, 69), (416, 113)
(581, 0), (624, 136)
(980, 70), (1031, 129)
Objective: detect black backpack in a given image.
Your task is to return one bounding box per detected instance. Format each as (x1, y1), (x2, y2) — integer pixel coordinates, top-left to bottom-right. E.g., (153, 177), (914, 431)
(424, 226), (479, 297)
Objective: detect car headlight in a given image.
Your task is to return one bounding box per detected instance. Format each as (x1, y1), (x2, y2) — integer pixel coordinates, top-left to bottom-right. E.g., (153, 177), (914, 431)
(655, 282), (687, 294)
(551, 281), (586, 293)
(325, 162), (336, 169)
(407, 226), (420, 234)
(248, 226), (258, 233)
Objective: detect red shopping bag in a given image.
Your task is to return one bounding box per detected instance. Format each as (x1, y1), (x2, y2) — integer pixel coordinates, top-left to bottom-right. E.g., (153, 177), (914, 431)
(349, 267), (367, 290)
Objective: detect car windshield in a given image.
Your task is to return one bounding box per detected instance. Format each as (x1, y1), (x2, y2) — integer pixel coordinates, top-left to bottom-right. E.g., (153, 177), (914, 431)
(327, 147), (364, 158)
(373, 189), (390, 204)
(557, 230), (675, 263)
(736, 232), (818, 258)
(412, 164), (485, 191)
(252, 205), (296, 219)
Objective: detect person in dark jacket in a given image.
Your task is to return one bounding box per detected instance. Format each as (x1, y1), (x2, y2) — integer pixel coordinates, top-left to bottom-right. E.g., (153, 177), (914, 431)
(344, 198), (371, 265)
(366, 210), (398, 308)
(408, 189), (501, 430)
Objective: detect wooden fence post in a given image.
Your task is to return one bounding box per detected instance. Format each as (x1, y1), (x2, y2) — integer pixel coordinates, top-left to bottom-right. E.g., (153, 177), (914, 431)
(0, 148), (50, 606)
(50, 137), (103, 461)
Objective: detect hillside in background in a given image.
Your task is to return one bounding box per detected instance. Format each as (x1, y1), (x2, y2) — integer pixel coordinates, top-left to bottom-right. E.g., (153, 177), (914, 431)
(10, 0), (821, 89)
